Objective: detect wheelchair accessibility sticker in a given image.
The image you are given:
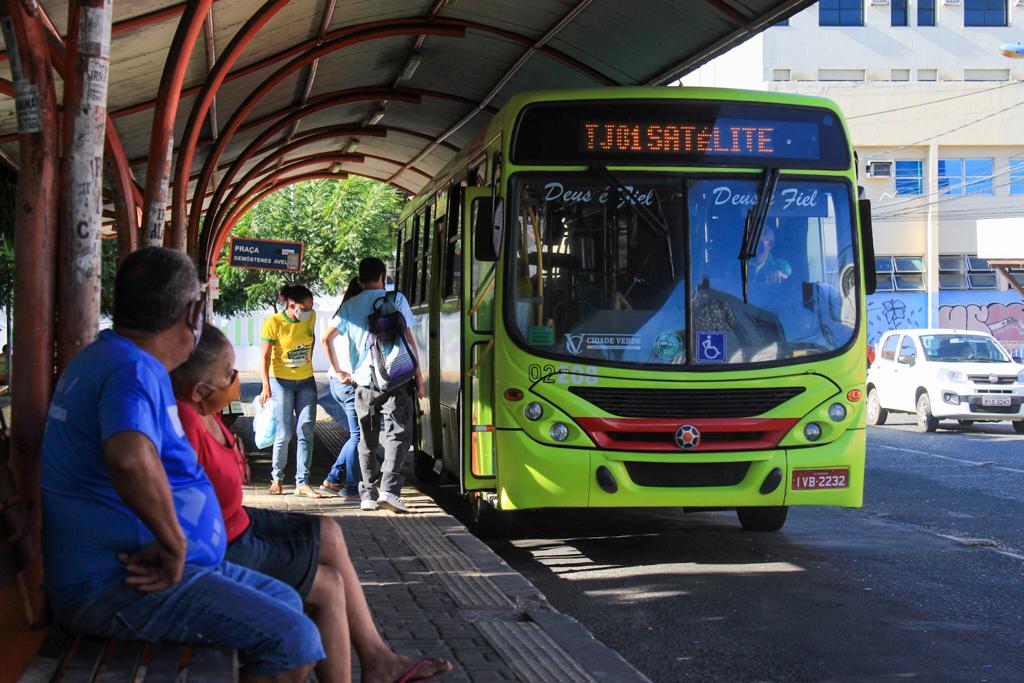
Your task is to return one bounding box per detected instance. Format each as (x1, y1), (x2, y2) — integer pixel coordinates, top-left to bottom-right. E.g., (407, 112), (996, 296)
(696, 332), (726, 363)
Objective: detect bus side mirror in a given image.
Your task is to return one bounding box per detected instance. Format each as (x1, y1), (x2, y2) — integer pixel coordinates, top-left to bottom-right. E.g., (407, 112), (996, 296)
(859, 198), (876, 295)
(473, 196), (504, 262)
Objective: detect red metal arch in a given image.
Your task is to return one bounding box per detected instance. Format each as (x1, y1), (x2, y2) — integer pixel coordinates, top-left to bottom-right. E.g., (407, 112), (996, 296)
(199, 90), (421, 246)
(189, 20), (468, 261)
(208, 171), (416, 269)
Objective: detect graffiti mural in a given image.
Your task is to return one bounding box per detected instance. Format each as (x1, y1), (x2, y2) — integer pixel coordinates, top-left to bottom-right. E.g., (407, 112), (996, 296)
(938, 291), (1024, 355)
(866, 293), (926, 347)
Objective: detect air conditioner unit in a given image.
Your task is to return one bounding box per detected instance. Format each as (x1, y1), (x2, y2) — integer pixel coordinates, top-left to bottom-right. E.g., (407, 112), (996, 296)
(866, 161), (894, 178)
(943, 0), (961, 5)
(870, 0), (889, 5)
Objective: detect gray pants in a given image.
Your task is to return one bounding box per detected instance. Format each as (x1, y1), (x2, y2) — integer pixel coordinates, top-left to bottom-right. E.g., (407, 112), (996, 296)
(354, 385), (413, 500)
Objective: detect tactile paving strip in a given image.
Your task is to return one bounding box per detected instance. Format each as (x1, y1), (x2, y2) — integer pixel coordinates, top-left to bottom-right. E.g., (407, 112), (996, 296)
(474, 620), (597, 683)
(387, 516), (512, 609)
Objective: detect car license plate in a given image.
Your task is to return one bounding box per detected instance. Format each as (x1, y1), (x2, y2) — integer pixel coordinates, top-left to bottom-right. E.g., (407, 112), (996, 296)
(791, 468), (849, 490)
(981, 396), (1012, 407)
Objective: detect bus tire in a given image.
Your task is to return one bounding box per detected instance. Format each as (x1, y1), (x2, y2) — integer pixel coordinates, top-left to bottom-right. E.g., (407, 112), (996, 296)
(737, 506), (788, 532)
(414, 450), (441, 483)
(470, 495), (512, 540)
(916, 393), (939, 433)
(866, 387), (887, 426)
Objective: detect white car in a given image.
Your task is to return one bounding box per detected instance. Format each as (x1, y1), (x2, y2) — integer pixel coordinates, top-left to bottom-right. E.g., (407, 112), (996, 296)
(866, 329), (1024, 433)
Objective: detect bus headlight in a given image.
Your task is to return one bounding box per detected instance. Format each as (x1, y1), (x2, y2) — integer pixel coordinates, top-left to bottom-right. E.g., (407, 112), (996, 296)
(549, 422), (570, 442)
(804, 423), (822, 441)
(827, 403), (847, 422)
(524, 402), (543, 421)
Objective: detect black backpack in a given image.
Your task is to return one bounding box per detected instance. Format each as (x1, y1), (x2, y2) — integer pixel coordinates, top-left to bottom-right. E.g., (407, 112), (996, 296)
(367, 292), (418, 398)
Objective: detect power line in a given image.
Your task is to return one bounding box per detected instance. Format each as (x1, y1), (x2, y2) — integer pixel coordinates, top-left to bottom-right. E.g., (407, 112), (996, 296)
(846, 80), (1024, 120)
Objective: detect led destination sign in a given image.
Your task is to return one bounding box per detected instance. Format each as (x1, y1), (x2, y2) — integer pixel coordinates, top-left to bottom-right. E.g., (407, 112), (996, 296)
(581, 119), (819, 159)
(512, 100), (850, 169)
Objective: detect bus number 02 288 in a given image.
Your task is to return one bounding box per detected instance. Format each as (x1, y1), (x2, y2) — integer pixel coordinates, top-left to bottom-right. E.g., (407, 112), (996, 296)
(528, 364), (599, 386)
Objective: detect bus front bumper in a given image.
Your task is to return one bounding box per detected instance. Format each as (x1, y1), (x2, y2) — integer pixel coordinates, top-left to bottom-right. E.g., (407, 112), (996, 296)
(496, 428), (865, 511)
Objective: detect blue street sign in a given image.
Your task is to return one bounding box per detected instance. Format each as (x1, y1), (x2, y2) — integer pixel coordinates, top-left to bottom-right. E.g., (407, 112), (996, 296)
(229, 237), (304, 272)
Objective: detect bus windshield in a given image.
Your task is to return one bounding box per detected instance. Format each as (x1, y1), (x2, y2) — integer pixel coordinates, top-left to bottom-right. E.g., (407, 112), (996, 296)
(509, 173), (857, 367)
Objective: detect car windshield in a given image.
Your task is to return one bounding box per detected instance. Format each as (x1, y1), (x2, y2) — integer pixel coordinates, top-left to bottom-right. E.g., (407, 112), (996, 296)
(508, 173), (858, 367)
(920, 334), (1010, 362)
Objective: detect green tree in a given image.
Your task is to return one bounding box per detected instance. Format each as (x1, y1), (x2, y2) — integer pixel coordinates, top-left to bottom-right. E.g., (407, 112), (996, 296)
(213, 177), (405, 315)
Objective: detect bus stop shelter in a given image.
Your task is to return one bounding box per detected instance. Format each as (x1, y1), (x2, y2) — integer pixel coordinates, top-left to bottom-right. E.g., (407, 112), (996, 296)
(0, 0), (815, 623)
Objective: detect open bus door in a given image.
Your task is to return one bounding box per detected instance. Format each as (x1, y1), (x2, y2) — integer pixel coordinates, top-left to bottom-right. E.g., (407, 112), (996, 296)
(461, 187), (498, 494)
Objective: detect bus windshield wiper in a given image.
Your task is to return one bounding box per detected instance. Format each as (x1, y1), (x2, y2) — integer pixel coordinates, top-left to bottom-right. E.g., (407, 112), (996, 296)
(738, 167), (781, 303)
(589, 165), (675, 280)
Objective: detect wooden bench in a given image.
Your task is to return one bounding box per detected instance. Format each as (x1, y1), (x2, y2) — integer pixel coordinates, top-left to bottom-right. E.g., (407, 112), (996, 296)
(0, 412), (238, 682)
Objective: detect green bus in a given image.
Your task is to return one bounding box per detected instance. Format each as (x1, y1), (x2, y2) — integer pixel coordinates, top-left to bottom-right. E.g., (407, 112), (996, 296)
(394, 87), (874, 535)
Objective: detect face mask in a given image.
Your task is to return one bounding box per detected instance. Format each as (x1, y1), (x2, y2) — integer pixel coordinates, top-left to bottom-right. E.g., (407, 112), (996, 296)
(198, 370), (241, 416)
(293, 308), (313, 322)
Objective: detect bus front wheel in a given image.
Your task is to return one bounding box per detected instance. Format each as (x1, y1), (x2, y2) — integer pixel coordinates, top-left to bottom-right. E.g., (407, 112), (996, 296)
(737, 506), (788, 532)
(470, 495), (512, 539)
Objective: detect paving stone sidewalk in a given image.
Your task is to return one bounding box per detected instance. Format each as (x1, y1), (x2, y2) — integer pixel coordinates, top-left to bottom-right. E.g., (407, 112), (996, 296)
(235, 416), (649, 683)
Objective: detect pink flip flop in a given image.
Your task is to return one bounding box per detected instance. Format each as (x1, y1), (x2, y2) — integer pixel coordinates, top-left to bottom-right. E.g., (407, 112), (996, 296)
(396, 658), (451, 683)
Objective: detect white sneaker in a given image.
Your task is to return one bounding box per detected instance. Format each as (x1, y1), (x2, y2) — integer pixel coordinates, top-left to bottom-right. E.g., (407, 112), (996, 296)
(377, 492), (409, 514)
(360, 499), (379, 511)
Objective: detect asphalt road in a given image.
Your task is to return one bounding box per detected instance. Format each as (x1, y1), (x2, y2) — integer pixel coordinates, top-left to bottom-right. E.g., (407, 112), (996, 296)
(428, 417), (1024, 683)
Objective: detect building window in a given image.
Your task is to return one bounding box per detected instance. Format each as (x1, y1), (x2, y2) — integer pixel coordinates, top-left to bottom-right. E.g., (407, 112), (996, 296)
(892, 0), (908, 26)
(893, 256), (925, 291)
(964, 68), (1010, 81)
(890, 68), (910, 81)
(938, 158), (993, 196)
(772, 69), (792, 81)
(917, 68), (938, 81)
(918, 0), (935, 25)
(895, 160), (924, 195)
(774, 18), (790, 26)
(939, 255), (966, 289)
(875, 256), (925, 291)
(940, 255), (998, 289)
(964, 0), (1006, 26)
(1010, 159), (1024, 195)
(819, 0), (863, 26)
(966, 255), (997, 289)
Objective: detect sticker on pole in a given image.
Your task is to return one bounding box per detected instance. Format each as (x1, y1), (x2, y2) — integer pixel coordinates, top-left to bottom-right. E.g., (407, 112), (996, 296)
(229, 237), (304, 272)
(695, 331), (726, 363)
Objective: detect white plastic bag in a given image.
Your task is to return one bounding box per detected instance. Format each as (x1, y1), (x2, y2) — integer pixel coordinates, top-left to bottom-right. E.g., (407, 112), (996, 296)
(252, 397), (277, 449)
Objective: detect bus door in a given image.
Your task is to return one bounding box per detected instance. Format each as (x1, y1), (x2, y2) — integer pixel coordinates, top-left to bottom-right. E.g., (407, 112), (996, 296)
(461, 187), (497, 492)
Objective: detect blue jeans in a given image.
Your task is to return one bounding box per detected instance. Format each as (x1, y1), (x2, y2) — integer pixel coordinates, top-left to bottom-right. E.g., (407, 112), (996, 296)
(326, 377), (362, 496)
(55, 561), (324, 677)
(270, 376), (318, 485)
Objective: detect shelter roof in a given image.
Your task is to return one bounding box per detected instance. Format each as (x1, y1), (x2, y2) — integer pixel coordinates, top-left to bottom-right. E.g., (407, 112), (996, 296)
(0, 0), (814, 241)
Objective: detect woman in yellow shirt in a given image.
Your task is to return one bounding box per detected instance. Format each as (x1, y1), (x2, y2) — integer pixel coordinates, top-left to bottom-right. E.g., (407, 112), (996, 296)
(259, 284), (321, 497)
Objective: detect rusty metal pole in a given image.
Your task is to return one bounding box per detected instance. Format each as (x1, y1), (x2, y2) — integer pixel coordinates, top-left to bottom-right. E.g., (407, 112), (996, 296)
(57, 0), (111, 370)
(141, 0), (214, 248)
(105, 119), (139, 262)
(0, 0), (60, 627)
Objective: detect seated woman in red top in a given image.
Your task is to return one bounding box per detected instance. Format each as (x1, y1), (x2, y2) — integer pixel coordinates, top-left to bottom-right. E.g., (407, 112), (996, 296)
(171, 324), (451, 683)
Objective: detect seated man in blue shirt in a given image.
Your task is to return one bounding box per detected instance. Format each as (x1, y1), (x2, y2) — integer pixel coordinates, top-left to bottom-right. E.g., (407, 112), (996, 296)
(42, 247), (323, 681)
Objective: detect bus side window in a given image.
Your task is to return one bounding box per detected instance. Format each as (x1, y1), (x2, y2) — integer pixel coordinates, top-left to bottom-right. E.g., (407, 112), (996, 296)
(394, 224), (405, 292)
(419, 203), (432, 304)
(470, 197), (494, 333)
(443, 184), (463, 301)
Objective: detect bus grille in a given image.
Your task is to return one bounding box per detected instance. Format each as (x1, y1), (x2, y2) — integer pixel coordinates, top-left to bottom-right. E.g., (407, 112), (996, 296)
(569, 387), (805, 418)
(624, 461), (750, 488)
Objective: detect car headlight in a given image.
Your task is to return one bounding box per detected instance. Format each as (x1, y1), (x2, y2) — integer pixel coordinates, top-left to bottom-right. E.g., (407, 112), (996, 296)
(937, 368), (967, 384)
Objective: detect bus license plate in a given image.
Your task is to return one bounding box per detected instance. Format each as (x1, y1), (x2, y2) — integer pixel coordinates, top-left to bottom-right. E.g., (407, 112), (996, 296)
(981, 396), (1011, 407)
(792, 468), (849, 490)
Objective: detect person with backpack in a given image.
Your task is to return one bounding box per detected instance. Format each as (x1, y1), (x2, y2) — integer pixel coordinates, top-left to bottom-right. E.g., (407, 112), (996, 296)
(331, 257), (422, 513)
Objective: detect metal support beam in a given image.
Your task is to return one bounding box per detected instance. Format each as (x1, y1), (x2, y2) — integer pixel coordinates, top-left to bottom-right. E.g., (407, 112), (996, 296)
(105, 118), (139, 262)
(0, 0), (60, 628)
(58, 0), (111, 370)
(141, 0), (213, 247)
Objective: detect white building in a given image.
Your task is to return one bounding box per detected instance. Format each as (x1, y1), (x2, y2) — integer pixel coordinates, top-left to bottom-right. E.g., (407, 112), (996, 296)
(753, 1), (1024, 351)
